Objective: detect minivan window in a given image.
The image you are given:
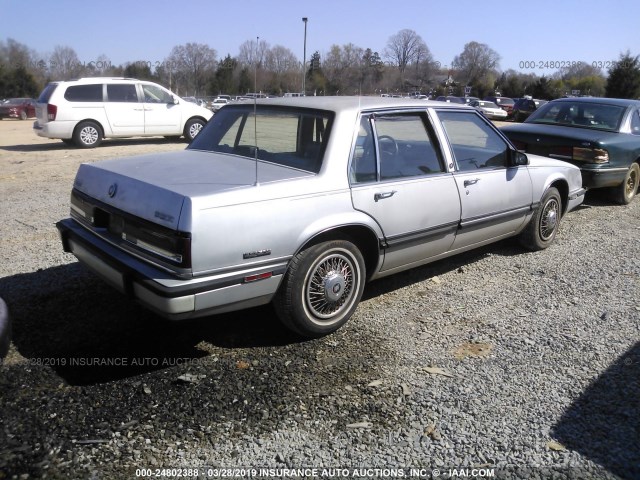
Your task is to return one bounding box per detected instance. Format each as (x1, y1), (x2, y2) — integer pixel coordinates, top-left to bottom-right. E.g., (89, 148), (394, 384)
(64, 84), (103, 102)
(107, 84), (138, 102)
(37, 83), (59, 103)
(142, 84), (173, 104)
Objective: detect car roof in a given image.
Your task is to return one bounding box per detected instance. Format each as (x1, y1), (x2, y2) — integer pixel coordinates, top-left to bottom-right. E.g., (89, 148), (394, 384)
(550, 97), (640, 107)
(246, 96), (473, 112)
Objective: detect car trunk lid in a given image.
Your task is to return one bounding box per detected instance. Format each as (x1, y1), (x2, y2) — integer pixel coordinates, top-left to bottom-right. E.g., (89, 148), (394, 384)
(72, 150), (315, 229)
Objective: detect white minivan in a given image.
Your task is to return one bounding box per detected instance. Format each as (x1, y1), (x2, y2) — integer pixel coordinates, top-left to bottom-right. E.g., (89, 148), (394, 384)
(33, 77), (213, 148)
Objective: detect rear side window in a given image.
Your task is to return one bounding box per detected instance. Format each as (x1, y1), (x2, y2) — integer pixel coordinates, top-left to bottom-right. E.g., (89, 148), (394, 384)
(37, 83), (59, 103)
(64, 84), (103, 102)
(107, 84), (138, 102)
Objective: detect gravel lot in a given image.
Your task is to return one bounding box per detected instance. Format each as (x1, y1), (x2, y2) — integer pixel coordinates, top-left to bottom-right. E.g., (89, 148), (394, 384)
(0, 119), (638, 480)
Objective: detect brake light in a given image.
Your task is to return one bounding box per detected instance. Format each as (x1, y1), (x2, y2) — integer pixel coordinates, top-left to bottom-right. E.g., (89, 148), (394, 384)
(573, 147), (609, 164)
(47, 104), (57, 121)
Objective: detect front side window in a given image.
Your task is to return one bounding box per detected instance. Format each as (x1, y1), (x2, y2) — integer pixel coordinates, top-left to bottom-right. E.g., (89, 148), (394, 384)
(64, 84), (103, 102)
(188, 105), (332, 173)
(142, 84), (173, 104)
(350, 112), (444, 183)
(437, 111), (509, 170)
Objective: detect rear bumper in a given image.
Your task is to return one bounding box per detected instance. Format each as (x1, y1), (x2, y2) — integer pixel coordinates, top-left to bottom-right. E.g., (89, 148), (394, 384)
(580, 166), (629, 189)
(33, 120), (75, 140)
(56, 219), (285, 320)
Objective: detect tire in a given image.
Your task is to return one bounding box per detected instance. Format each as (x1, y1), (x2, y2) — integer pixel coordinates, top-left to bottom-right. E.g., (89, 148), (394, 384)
(519, 187), (562, 251)
(613, 162), (639, 205)
(274, 240), (366, 338)
(183, 118), (206, 142)
(73, 121), (103, 148)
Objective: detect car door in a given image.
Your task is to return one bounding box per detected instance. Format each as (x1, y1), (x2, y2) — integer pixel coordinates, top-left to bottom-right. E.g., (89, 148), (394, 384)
(350, 112), (460, 274)
(140, 83), (182, 135)
(103, 83), (144, 135)
(436, 110), (533, 251)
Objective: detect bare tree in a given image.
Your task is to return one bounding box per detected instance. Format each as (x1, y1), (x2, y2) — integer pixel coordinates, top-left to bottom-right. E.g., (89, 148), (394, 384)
(49, 45), (82, 80)
(265, 45), (299, 93)
(452, 41), (500, 86)
(166, 42), (217, 96)
(384, 29), (428, 74)
(323, 43), (365, 94)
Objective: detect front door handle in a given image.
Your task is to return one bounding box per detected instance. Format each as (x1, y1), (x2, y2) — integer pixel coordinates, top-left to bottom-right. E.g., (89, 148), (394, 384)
(374, 190), (397, 202)
(464, 178), (480, 187)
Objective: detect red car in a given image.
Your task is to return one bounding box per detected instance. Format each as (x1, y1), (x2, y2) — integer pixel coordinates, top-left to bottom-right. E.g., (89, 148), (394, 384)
(0, 98), (36, 120)
(484, 96), (515, 117)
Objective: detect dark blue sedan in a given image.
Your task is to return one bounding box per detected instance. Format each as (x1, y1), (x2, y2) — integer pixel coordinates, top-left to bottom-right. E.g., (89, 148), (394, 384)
(501, 97), (640, 204)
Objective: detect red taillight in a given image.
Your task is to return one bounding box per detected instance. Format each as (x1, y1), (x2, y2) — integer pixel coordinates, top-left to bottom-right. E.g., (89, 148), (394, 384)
(47, 104), (57, 121)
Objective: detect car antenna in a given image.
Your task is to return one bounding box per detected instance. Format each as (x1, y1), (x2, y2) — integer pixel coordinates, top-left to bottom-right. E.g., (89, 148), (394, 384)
(253, 36), (259, 187)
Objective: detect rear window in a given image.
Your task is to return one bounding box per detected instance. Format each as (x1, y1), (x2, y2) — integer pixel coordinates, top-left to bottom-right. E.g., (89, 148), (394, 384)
(37, 83), (59, 103)
(64, 84), (103, 102)
(188, 105), (333, 173)
(527, 101), (626, 131)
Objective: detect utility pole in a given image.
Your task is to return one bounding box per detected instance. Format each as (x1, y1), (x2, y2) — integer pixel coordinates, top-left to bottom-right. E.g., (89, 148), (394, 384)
(302, 17), (308, 95)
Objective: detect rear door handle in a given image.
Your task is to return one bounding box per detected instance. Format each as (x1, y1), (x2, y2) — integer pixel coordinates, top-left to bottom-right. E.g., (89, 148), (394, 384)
(464, 178), (480, 187)
(374, 190), (397, 202)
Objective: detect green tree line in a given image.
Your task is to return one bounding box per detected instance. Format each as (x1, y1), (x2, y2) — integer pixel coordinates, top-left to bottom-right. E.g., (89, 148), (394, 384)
(1, 35), (639, 100)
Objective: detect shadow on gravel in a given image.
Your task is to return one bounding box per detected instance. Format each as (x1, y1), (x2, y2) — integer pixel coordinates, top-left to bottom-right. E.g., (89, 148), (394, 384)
(552, 342), (640, 480)
(0, 137), (185, 152)
(0, 263), (297, 385)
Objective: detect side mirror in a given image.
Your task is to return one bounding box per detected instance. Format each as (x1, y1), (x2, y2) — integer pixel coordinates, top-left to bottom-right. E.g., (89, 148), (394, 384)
(170, 96), (179, 105)
(511, 150), (529, 166)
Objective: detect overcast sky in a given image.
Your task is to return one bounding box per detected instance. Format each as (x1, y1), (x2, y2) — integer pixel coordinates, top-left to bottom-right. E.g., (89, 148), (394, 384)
(4, 0), (639, 74)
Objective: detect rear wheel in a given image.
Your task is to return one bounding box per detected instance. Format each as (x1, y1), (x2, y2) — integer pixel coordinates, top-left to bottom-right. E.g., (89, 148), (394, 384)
(519, 187), (562, 251)
(613, 162), (639, 205)
(73, 121), (102, 148)
(274, 240), (366, 338)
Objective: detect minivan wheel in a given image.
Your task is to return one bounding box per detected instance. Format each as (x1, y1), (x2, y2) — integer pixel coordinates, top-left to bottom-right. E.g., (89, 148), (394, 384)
(274, 240), (366, 338)
(613, 162), (639, 205)
(73, 121), (103, 148)
(519, 187), (562, 251)
(184, 118), (205, 142)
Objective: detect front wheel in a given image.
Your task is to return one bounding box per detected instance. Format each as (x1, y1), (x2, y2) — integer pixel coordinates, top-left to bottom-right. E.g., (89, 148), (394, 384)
(613, 162), (639, 205)
(519, 187), (562, 251)
(183, 118), (206, 142)
(274, 240), (366, 338)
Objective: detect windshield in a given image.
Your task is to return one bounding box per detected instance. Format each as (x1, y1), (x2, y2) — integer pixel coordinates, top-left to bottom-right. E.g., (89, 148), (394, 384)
(187, 105), (333, 173)
(526, 101), (626, 131)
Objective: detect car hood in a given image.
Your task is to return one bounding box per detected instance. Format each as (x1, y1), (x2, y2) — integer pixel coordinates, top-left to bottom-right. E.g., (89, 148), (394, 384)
(72, 150), (316, 229)
(501, 122), (615, 145)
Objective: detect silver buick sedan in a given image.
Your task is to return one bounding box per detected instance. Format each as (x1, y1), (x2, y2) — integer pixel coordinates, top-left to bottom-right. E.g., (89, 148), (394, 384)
(57, 97), (585, 337)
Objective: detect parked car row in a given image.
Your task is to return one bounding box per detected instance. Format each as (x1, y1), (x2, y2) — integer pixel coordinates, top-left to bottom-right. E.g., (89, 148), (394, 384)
(56, 96), (587, 338)
(0, 97), (36, 120)
(501, 97), (640, 204)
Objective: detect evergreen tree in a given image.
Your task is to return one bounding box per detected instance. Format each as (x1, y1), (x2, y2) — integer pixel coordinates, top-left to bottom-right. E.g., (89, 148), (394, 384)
(605, 51), (640, 99)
